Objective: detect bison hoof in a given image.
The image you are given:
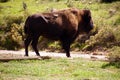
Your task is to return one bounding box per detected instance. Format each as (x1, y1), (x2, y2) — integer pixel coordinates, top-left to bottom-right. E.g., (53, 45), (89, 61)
(67, 55), (71, 57)
(24, 54), (29, 56)
(36, 54), (40, 56)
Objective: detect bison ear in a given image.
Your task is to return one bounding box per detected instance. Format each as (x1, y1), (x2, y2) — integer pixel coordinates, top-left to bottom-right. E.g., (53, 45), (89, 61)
(83, 10), (91, 22)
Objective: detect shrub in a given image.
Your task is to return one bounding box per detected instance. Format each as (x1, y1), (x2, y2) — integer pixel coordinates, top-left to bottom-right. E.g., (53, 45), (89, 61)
(71, 25), (98, 51)
(0, 15), (24, 50)
(0, 32), (20, 50)
(84, 26), (116, 51)
(112, 26), (120, 44)
(37, 37), (50, 50)
(108, 46), (120, 62)
(11, 23), (24, 46)
(3, 15), (23, 32)
(5, 15), (23, 25)
(37, 37), (61, 52)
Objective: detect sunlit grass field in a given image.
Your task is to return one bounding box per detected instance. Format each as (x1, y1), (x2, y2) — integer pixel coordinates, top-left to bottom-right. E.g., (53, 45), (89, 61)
(0, 58), (120, 80)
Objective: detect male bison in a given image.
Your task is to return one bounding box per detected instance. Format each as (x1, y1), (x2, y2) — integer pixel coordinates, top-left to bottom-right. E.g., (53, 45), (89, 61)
(24, 8), (93, 57)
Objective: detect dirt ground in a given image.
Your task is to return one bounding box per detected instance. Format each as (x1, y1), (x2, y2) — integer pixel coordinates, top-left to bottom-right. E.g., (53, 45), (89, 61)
(0, 50), (108, 61)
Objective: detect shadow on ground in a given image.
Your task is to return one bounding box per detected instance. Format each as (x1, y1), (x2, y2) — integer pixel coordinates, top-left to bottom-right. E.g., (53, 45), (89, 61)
(102, 62), (120, 69)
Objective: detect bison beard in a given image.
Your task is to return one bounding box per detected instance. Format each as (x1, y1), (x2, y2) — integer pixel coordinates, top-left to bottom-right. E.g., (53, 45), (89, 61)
(24, 8), (93, 57)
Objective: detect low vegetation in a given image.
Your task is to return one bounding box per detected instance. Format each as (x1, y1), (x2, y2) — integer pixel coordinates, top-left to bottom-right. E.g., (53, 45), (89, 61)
(108, 46), (120, 62)
(0, 58), (120, 80)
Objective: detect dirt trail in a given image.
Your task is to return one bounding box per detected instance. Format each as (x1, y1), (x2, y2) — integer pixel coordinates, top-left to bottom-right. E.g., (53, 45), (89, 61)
(0, 50), (108, 61)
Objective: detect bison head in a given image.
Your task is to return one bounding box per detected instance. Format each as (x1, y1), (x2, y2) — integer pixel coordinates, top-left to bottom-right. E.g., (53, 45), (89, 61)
(79, 9), (94, 34)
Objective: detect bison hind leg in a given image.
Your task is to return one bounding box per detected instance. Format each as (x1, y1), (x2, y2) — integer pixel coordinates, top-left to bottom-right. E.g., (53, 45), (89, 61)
(31, 35), (40, 56)
(24, 35), (32, 56)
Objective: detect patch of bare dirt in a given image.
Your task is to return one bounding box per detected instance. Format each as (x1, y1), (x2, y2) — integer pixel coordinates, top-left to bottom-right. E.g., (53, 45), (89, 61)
(0, 50), (108, 61)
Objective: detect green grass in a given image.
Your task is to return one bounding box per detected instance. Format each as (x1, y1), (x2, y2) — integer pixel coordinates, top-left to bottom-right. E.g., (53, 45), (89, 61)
(0, 58), (120, 80)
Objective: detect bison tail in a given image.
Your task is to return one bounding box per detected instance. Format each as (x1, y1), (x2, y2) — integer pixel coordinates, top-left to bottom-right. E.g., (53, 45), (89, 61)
(24, 16), (30, 34)
(24, 25), (27, 34)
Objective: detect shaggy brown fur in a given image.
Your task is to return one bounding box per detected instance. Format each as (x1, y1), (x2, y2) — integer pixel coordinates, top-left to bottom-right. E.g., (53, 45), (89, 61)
(24, 8), (94, 57)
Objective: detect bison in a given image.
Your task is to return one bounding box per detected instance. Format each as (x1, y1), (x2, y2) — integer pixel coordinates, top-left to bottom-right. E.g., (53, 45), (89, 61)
(24, 8), (94, 57)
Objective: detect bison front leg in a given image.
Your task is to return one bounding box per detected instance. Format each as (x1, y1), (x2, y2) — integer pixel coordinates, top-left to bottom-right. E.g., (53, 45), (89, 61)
(31, 35), (40, 56)
(61, 41), (71, 57)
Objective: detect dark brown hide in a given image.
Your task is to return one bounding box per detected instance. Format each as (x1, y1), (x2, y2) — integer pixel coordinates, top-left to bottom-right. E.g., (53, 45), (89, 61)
(24, 8), (93, 57)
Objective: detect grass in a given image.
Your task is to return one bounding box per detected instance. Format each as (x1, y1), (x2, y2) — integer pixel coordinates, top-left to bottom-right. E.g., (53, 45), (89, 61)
(0, 0), (68, 16)
(0, 58), (120, 80)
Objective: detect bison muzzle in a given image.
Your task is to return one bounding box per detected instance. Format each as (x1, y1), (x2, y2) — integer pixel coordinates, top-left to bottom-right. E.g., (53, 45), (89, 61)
(24, 8), (94, 57)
